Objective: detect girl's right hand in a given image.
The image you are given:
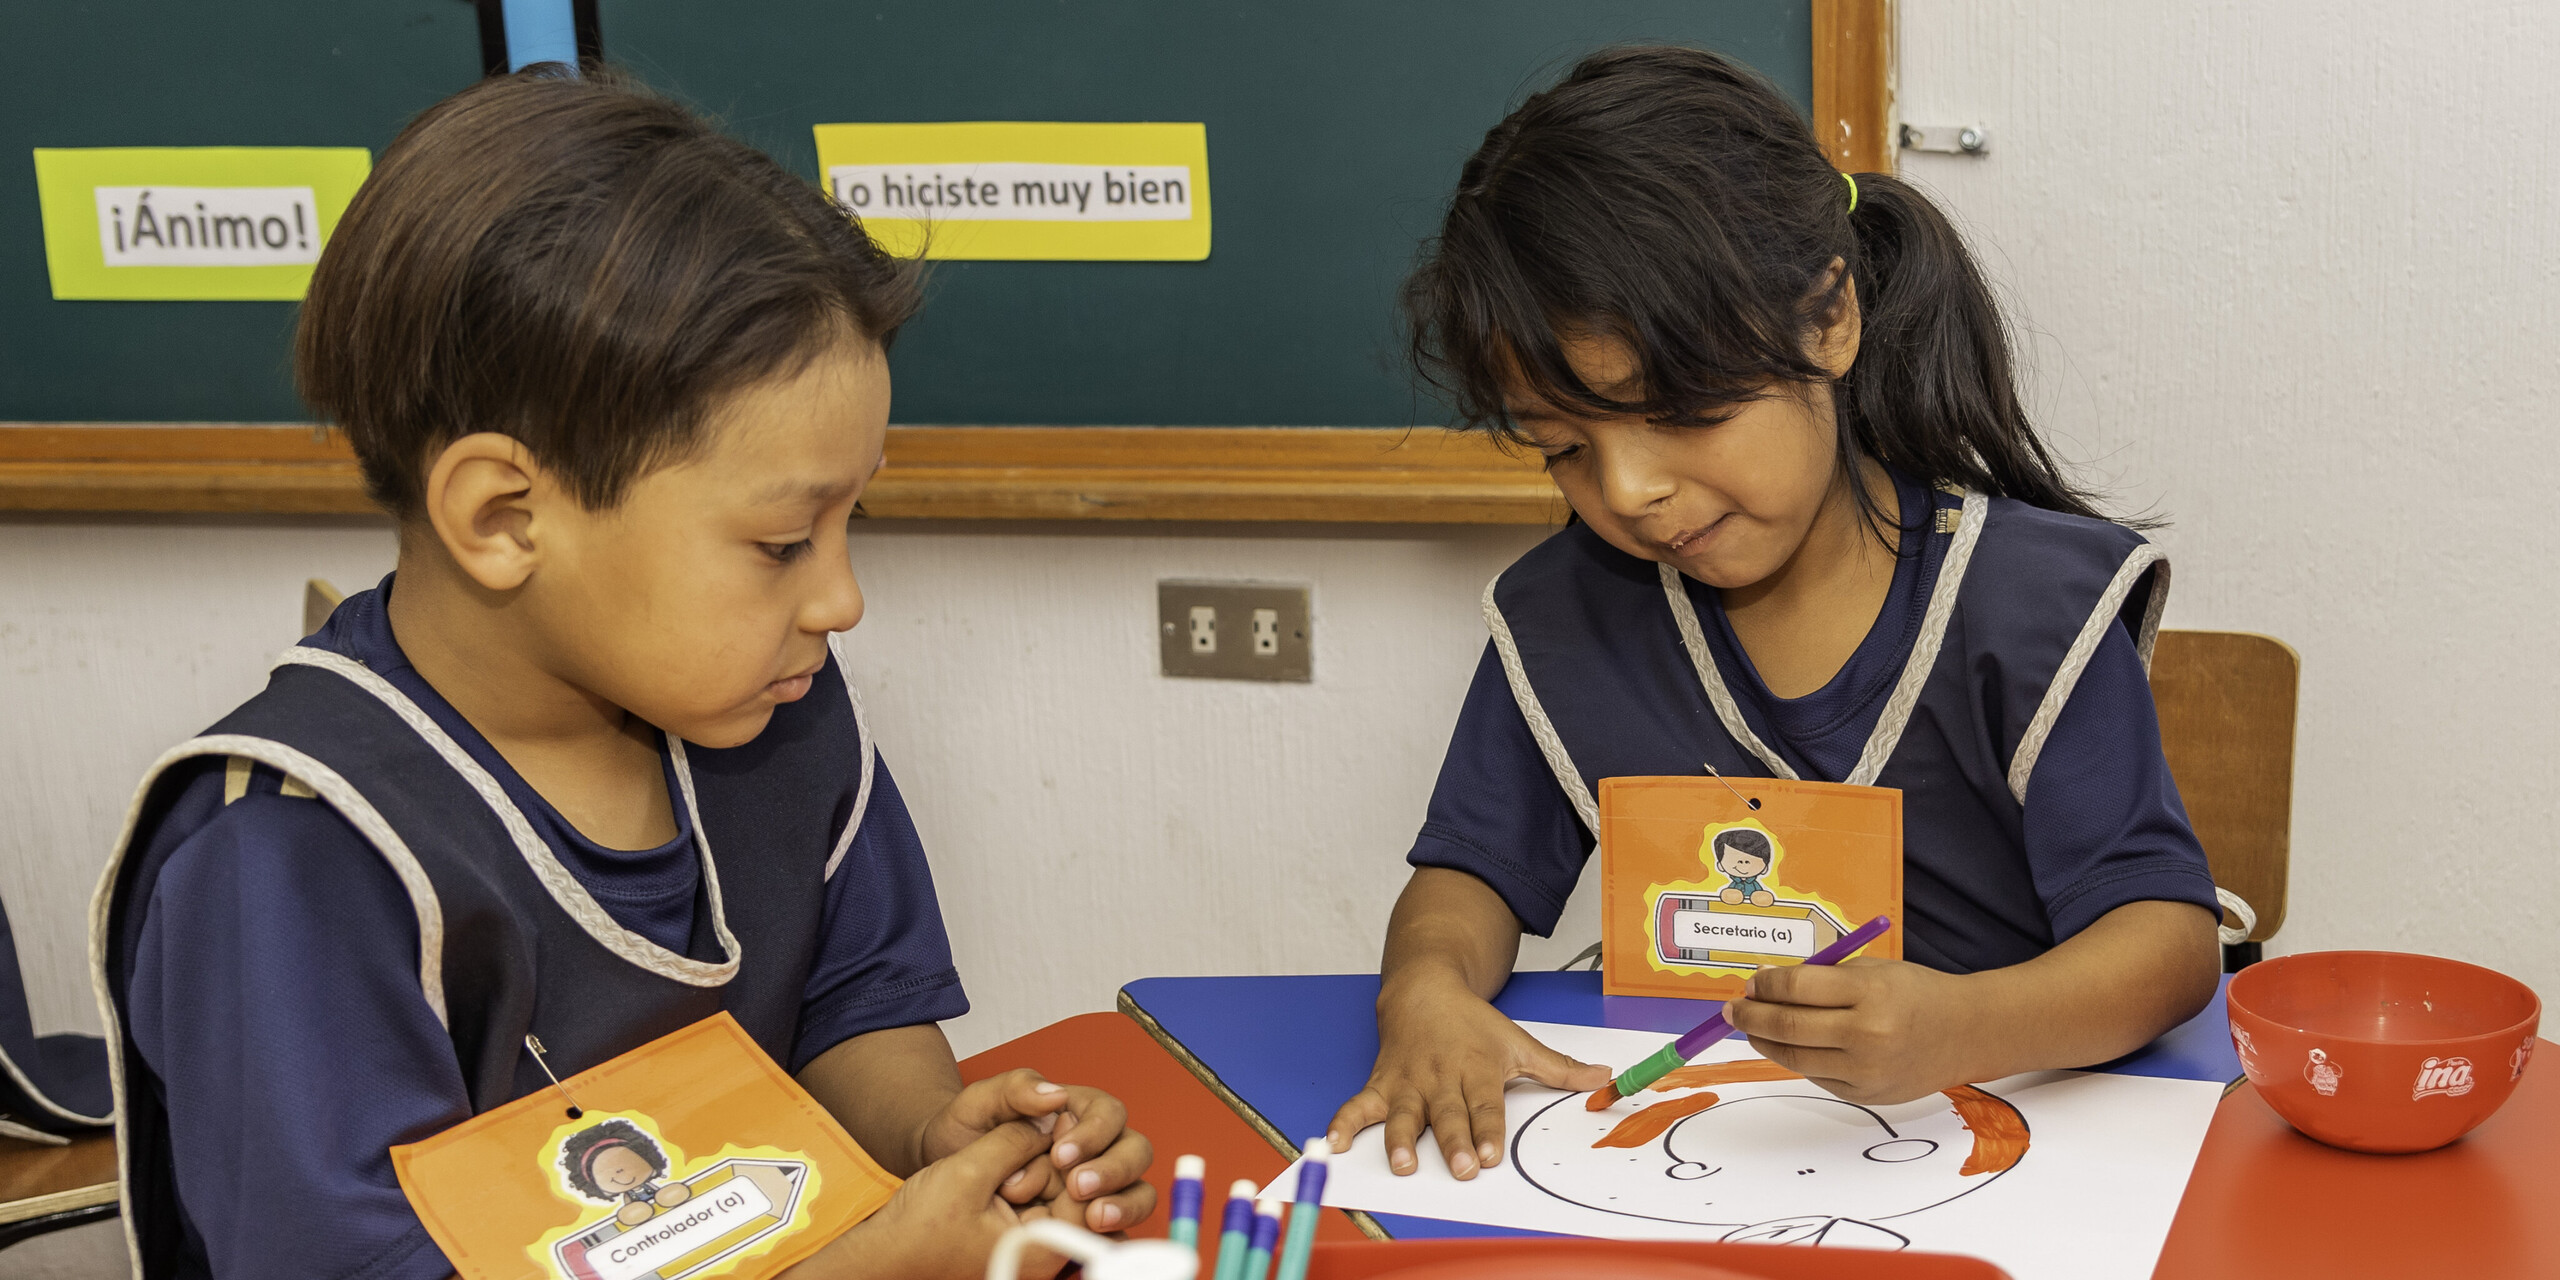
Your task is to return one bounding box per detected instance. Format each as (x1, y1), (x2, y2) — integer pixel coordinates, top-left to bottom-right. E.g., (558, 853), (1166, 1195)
(1323, 974), (1610, 1179)
(793, 1119), (1060, 1280)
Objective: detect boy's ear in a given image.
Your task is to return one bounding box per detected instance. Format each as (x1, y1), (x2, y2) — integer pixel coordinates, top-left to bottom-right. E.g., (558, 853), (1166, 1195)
(421, 432), (549, 592)
(1810, 258), (1861, 380)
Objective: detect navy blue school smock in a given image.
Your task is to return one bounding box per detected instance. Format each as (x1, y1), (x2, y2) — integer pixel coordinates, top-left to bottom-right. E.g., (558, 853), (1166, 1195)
(1409, 475), (2221, 974)
(98, 580), (966, 1280)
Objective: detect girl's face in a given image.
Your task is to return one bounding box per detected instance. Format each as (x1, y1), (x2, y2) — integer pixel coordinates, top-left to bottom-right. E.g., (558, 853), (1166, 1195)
(1505, 287), (1862, 594)
(589, 1146), (657, 1193)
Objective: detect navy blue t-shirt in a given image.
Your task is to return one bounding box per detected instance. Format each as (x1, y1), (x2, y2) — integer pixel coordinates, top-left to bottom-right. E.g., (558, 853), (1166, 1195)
(123, 585), (967, 1280)
(1410, 477), (2219, 963)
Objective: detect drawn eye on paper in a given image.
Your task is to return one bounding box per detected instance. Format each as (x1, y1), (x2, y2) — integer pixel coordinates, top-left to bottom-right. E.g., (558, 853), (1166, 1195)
(1512, 1060), (2028, 1249)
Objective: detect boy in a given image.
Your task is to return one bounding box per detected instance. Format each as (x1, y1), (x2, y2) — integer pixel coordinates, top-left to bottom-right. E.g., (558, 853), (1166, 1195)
(94, 71), (1150, 1280)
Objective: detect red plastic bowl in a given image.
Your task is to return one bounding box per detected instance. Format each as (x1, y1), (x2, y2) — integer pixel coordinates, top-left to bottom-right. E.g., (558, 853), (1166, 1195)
(2228, 950), (2540, 1153)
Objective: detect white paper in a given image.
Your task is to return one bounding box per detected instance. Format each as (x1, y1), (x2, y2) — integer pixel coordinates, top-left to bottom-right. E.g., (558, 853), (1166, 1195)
(1269, 1022), (2221, 1280)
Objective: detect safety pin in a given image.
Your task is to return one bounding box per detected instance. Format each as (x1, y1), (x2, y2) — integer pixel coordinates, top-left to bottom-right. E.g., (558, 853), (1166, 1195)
(524, 1034), (585, 1119)
(1702, 763), (1762, 810)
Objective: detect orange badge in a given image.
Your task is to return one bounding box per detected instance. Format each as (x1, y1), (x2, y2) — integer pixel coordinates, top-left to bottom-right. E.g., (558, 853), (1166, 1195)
(390, 1013), (899, 1280)
(1599, 776), (1902, 1001)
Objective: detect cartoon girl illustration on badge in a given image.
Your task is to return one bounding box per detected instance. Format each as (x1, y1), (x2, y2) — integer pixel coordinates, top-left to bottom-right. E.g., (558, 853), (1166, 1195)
(1514, 1063), (2028, 1247)
(559, 1118), (694, 1226)
(1712, 829), (1778, 907)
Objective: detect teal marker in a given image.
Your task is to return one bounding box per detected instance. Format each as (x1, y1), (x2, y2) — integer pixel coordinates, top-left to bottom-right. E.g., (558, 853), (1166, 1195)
(1240, 1198), (1282, 1280)
(1209, 1180), (1257, 1280)
(1168, 1154), (1206, 1249)
(1271, 1139), (1330, 1280)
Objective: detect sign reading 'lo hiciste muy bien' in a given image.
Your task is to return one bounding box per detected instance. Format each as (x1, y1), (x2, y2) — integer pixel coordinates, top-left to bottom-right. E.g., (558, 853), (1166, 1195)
(811, 122), (1209, 261)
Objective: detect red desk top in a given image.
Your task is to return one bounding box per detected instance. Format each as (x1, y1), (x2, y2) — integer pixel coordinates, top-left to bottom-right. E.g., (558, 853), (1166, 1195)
(2156, 1052), (2559, 1276)
(966, 1013), (2557, 1278)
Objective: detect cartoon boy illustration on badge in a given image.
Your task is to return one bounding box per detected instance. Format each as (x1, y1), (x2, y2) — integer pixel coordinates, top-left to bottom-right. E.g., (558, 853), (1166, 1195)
(560, 1118), (694, 1226)
(1712, 829), (1778, 907)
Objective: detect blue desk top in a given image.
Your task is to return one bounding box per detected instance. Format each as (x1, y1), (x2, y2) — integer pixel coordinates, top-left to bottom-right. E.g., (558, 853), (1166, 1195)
(1120, 970), (2239, 1241)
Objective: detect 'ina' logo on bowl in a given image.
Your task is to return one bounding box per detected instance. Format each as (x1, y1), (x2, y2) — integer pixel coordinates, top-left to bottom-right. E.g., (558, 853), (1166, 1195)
(2412, 1055), (2476, 1101)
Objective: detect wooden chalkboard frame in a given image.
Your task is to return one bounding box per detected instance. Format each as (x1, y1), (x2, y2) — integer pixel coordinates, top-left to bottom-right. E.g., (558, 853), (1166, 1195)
(0, 1), (1890, 523)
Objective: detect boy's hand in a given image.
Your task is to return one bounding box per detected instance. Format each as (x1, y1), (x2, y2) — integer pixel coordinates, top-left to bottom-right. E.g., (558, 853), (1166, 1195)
(917, 1068), (1157, 1233)
(800, 1120), (1057, 1280)
(1722, 957), (1979, 1104)
(1325, 975), (1610, 1179)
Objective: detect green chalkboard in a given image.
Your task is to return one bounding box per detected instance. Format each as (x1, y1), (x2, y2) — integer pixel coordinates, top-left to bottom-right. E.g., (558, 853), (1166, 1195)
(2, 2), (1808, 427)
(1, 2), (484, 422)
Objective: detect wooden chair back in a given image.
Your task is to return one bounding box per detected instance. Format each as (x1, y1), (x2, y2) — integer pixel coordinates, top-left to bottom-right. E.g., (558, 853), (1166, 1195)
(2147, 630), (2299, 943)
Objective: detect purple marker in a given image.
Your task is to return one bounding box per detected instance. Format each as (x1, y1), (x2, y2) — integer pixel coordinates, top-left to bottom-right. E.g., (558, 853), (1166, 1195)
(1168, 1154), (1206, 1248)
(1209, 1179), (1257, 1280)
(1586, 915), (1895, 1110)
(1240, 1198), (1283, 1280)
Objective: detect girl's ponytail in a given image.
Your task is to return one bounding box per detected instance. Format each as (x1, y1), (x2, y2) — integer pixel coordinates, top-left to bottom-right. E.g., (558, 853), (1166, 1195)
(1837, 173), (2099, 518)
(1408, 45), (2105, 523)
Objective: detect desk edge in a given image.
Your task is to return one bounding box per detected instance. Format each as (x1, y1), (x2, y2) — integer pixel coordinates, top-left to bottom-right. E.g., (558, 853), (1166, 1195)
(1114, 987), (1390, 1242)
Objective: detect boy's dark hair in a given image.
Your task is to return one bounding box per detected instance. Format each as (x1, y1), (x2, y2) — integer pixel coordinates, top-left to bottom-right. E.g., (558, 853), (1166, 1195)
(1405, 45), (2103, 526)
(558, 1118), (667, 1200)
(298, 69), (922, 519)
(1713, 828), (1774, 866)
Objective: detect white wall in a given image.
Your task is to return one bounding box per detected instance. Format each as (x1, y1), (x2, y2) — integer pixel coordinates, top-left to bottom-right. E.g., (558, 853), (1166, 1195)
(7, 0), (2558, 1083)
(0, 514), (1575, 1056)
(1895, 0), (2560, 985)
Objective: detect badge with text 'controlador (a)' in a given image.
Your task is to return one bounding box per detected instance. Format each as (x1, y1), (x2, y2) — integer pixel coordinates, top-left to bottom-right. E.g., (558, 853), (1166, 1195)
(30, 147), (371, 299)
(1600, 776), (1903, 1001)
(812, 122), (1208, 261)
(391, 1013), (898, 1280)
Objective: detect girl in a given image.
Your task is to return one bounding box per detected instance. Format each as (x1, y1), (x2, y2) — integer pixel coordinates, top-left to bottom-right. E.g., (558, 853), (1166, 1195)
(1326, 46), (2228, 1181)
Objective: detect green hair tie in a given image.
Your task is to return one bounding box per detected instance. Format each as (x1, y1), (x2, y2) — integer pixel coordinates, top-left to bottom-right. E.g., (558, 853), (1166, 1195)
(1844, 171), (1859, 213)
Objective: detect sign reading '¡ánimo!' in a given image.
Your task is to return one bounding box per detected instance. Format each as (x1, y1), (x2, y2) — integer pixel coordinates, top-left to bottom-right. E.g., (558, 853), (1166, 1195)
(810, 122), (1208, 261)
(33, 147), (372, 300)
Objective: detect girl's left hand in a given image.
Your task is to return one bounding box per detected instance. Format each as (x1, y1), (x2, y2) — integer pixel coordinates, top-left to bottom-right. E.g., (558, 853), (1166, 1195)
(917, 1068), (1159, 1234)
(1721, 958), (1982, 1105)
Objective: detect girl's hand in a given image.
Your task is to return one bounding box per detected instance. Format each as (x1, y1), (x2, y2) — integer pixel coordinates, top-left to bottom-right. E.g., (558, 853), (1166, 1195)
(793, 1120), (1058, 1280)
(917, 1068), (1158, 1233)
(1721, 957), (1979, 1104)
(1325, 974), (1611, 1179)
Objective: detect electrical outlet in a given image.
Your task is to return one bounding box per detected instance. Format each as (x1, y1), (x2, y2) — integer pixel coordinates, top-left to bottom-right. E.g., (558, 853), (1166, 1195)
(1159, 581), (1310, 681)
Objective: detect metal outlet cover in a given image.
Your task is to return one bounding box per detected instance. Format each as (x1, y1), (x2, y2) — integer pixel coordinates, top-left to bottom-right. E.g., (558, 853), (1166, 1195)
(1157, 580), (1311, 682)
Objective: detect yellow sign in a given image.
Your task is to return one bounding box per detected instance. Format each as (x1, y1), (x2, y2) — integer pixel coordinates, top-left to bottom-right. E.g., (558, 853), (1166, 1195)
(811, 122), (1209, 261)
(32, 147), (371, 300)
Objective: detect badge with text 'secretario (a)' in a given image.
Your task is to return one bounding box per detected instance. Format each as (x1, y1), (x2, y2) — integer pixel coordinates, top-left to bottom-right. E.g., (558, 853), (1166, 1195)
(1600, 777), (1903, 1001)
(391, 1013), (898, 1280)
(30, 147), (372, 300)
(812, 121), (1208, 261)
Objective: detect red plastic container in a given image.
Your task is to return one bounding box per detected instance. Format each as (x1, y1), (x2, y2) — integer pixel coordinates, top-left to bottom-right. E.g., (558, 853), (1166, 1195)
(2227, 950), (2540, 1153)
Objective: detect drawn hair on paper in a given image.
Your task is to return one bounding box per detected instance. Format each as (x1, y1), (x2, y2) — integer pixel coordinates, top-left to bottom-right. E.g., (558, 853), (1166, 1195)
(1514, 1059), (2029, 1249)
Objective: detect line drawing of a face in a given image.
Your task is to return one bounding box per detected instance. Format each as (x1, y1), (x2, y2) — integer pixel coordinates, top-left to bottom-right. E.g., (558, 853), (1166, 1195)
(588, 1146), (657, 1195)
(1512, 1085), (2023, 1246)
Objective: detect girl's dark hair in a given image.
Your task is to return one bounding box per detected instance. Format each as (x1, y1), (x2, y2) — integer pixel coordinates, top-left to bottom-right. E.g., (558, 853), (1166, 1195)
(558, 1119), (668, 1200)
(1713, 828), (1774, 864)
(1406, 45), (2102, 523)
(299, 68), (922, 519)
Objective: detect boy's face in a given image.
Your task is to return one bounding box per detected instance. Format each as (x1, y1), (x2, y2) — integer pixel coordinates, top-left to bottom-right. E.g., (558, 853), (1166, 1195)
(1719, 847), (1769, 878)
(530, 337), (889, 749)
